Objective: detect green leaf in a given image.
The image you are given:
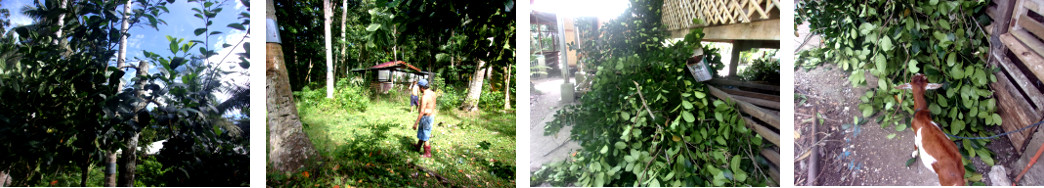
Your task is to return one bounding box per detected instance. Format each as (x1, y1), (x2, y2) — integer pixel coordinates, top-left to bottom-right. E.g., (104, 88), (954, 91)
(952, 65), (965, 79)
(615, 142), (627, 150)
(730, 155), (742, 172)
(951, 119), (965, 135)
(887, 133), (897, 139)
(227, 23), (246, 31)
(908, 59), (920, 73)
(682, 100), (693, 109)
(621, 111), (630, 120)
(947, 53), (956, 66)
(194, 28), (206, 36)
(859, 22), (876, 35)
(600, 145), (608, 154)
(366, 24), (382, 31)
(694, 91), (706, 98)
(880, 36), (894, 51)
(992, 113), (1003, 126)
(682, 111), (695, 123)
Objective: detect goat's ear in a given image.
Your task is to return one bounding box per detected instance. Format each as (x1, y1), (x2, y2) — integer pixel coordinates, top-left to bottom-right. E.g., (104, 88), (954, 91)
(894, 83), (912, 90)
(925, 83), (943, 90)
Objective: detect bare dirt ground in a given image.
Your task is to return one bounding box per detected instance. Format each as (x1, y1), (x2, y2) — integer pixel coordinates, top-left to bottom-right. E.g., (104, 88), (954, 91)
(793, 24), (1019, 186)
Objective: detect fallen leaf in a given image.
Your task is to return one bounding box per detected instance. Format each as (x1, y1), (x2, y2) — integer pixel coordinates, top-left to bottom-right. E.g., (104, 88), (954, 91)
(302, 171), (310, 178)
(334, 185), (341, 188)
(50, 180), (57, 186)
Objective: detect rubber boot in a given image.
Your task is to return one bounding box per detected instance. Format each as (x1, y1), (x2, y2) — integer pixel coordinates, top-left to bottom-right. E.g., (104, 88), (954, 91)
(422, 145), (432, 158)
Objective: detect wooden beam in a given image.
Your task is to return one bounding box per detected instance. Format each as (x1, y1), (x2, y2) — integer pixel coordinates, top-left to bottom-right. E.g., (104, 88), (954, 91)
(990, 57), (1042, 152)
(1012, 29), (1044, 57)
(995, 48), (1044, 107)
(768, 165), (780, 185)
(708, 78), (780, 92)
(1001, 33), (1044, 81)
(742, 116), (780, 147)
(708, 85), (781, 129)
(1017, 14), (1044, 42)
(732, 95), (780, 110)
(760, 149), (779, 167)
(721, 87), (780, 102)
(669, 19), (781, 41)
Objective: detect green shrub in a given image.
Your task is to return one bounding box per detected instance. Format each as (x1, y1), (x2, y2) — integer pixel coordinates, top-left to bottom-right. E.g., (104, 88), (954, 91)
(478, 82), (515, 111)
(738, 50), (780, 82)
(334, 78), (370, 112)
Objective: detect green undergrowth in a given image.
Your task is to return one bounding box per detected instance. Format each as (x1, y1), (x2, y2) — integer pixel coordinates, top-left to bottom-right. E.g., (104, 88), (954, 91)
(266, 98), (516, 187)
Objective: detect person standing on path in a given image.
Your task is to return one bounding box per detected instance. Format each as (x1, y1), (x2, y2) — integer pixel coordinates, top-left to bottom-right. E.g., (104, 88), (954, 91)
(413, 79), (437, 158)
(409, 80), (420, 112)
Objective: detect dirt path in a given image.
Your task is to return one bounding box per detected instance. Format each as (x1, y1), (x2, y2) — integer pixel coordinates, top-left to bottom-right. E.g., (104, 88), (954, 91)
(794, 64), (939, 185)
(529, 77), (582, 172)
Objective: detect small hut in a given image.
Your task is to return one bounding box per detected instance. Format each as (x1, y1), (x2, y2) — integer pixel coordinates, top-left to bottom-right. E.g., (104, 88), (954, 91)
(351, 61), (432, 93)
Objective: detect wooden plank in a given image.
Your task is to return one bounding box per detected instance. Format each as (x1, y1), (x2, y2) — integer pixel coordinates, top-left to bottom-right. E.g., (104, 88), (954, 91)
(1012, 29), (1044, 57)
(721, 87), (780, 102)
(1023, 0), (1041, 14)
(990, 58), (1042, 152)
(994, 48), (1044, 107)
(742, 116), (780, 147)
(768, 165), (780, 185)
(732, 95), (780, 110)
(669, 19), (781, 40)
(708, 85), (781, 129)
(760, 149), (779, 167)
(1018, 13), (1044, 40)
(708, 78), (781, 92)
(995, 0), (1015, 38)
(1001, 33), (1044, 81)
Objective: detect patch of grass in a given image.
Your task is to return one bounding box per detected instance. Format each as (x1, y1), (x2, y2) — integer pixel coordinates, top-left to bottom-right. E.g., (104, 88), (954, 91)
(267, 98), (516, 187)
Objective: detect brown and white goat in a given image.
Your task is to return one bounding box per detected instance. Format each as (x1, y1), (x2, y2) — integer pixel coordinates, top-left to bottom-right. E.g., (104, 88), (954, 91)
(895, 73), (965, 186)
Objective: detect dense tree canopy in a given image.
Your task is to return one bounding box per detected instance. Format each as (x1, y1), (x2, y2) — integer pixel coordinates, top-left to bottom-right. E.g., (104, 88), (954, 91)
(0, 0), (249, 186)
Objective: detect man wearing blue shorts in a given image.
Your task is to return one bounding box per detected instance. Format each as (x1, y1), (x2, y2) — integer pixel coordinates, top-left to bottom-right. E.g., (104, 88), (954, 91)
(412, 79), (436, 158)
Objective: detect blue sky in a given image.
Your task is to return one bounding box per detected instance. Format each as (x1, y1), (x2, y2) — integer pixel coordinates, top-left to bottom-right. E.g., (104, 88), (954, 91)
(2, 0), (249, 116)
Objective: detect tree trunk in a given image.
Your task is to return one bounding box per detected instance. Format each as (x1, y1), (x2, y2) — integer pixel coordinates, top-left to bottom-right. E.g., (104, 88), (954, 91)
(504, 65), (511, 109)
(341, 0), (348, 76)
(324, 0), (334, 98)
(79, 157), (89, 187)
(54, 0), (67, 45)
(105, 152), (116, 186)
(106, 1), (133, 186)
(118, 61), (148, 187)
(461, 60), (486, 111)
(267, 0), (316, 172)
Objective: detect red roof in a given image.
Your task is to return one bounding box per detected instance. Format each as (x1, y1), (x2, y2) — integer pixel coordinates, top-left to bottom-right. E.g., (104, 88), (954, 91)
(369, 61), (424, 73)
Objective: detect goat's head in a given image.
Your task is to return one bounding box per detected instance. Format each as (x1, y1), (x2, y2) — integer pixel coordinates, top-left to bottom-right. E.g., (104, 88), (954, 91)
(894, 73), (943, 91)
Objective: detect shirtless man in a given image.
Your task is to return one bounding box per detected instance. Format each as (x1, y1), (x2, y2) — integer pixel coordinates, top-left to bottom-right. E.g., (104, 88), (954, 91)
(409, 80), (420, 112)
(413, 79), (437, 158)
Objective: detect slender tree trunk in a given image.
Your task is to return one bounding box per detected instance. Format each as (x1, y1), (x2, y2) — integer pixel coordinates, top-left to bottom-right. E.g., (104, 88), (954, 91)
(461, 60), (486, 111)
(105, 153), (116, 186)
(118, 61), (148, 186)
(341, 0), (348, 76)
(504, 65), (511, 109)
(53, 0), (67, 45)
(267, 0), (316, 172)
(105, 1), (133, 186)
(324, 0), (334, 98)
(79, 158), (89, 186)
(304, 59), (313, 84)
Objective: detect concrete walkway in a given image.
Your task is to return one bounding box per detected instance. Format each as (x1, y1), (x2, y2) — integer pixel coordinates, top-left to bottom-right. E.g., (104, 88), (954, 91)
(529, 77), (582, 172)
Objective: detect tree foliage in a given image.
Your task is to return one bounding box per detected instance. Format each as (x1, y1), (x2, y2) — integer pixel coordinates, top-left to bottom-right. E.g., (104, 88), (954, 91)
(0, 0), (249, 186)
(532, 0), (772, 186)
(796, 0), (998, 171)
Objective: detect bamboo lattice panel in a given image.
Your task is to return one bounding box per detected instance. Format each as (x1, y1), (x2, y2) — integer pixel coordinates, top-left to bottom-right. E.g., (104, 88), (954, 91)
(662, 0), (779, 31)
